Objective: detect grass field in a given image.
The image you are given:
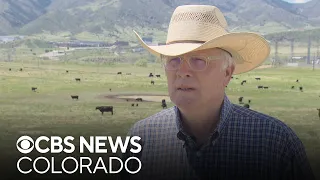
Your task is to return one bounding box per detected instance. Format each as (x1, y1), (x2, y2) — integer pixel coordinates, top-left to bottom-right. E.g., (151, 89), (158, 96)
(0, 60), (320, 179)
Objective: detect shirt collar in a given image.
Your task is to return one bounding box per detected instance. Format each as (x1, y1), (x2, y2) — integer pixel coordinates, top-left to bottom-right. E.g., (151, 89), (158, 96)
(175, 94), (233, 142)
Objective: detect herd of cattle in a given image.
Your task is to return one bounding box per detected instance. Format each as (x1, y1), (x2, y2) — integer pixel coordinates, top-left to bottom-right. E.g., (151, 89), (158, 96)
(229, 76), (320, 119)
(6, 67), (319, 119)
(27, 70), (168, 116)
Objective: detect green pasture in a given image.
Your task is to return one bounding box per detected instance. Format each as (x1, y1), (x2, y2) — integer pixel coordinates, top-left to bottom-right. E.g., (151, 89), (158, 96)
(0, 60), (320, 179)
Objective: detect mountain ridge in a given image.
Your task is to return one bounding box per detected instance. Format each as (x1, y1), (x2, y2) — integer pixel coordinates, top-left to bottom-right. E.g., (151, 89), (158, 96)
(0, 0), (319, 39)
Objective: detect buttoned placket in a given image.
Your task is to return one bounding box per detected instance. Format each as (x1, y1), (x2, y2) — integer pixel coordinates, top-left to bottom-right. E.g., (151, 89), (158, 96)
(178, 130), (220, 180)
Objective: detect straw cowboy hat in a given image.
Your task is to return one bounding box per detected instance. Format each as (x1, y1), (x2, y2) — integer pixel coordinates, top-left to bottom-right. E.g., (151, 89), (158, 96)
(133, 5), (271, 74)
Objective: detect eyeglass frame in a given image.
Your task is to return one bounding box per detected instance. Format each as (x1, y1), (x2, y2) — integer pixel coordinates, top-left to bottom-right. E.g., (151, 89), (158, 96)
(160, 54), (224, 72)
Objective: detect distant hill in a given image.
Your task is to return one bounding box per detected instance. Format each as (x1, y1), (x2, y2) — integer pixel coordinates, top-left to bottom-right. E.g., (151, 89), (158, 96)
(0, 0), (319, 42)
(265, 28), (320, 43)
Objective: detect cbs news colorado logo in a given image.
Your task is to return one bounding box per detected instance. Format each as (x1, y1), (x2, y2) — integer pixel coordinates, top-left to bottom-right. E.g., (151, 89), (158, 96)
(16, 135), (142, 175)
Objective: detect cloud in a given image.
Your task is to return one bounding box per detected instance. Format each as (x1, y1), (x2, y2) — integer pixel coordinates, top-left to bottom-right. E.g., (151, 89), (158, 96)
(294, 0), (307, 3)
(283, 0), (310, 3)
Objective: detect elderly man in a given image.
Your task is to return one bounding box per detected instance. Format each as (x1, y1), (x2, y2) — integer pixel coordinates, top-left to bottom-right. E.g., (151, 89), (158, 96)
(120, 5), (315, 180)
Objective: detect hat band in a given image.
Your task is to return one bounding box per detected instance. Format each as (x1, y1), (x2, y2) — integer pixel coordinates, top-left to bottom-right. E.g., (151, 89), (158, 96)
(166, 40), (206, 45)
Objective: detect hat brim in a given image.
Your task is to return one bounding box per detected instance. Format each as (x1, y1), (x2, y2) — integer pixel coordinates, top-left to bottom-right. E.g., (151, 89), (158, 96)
(133, 30), (271, 75)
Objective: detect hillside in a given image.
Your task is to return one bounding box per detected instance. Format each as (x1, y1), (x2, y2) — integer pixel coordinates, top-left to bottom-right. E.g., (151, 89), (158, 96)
(0, 0), (319, 41)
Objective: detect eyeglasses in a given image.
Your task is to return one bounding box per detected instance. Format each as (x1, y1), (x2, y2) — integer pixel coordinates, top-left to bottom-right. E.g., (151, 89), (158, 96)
(161, 55), (223, 71)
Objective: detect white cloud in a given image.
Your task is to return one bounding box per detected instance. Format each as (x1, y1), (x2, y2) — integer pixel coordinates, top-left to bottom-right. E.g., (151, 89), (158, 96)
(293, 0), (309, 3)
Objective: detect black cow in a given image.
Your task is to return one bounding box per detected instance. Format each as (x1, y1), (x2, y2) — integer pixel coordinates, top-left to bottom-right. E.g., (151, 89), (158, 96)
(296, 79), (299, 83)
(75, 78), (81, 82)
(291, 86), (295, 89)
(151, 80), (155, 85)
(96, 106), (113, 115)
(162, 103), (167, 109)
(71, 95), (79, 100)
(243, 104), (250, 109)
(317, 109), (320, 120)
(149, 73), (154, 77)
(136, 98), (143, 102)
(242, 80), (247, 83)
(19, 68), (23, 71)
(136, 103), (139, 107)
(9, 68), (11, 71)
(257, 85), (264, 89)
(238, 97), (243, 104)
(231, 76), (234, 79)
(241, 82), (244, 86)
(31, 87), (37, 92)
(117, 72), (122, 75)
(248, 100), (251, 104)
(156, 75), (161, 78)
(255, 78), (261, 80)
(131, 103), (135, 107)
(263, 86), (269, 89)
(109, 88), (112, 92)
(66, 70), (69, 73)
(299, 87), (303, 92)
(161, 99), (167, 109)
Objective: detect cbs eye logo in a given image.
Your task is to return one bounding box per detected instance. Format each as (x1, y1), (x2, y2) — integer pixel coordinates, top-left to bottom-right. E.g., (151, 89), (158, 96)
(16, 136), (34, 154)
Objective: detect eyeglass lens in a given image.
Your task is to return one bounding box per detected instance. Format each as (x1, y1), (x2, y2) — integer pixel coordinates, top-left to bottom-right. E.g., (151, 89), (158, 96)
(166, 57), (207, 71)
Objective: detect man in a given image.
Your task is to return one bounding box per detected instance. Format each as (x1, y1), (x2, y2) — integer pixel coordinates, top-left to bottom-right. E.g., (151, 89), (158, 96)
(120, 5), (315, 180)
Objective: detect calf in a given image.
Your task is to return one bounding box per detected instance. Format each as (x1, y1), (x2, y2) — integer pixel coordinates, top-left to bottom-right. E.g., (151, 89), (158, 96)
(71, 95), (79, 100)
(75, 78), (81, 82)
(136, 98), (143, 102)
(151, 80), (155, 85)
(238, 97), (243, 104)
(96, 106), (113, 115)
(31, 87), (37, 92)
(296, 79), (299, 83)
(291, 86), (295, 89)
(299, 87), (303, 92)
(248, 99), (251, 104)
(263, 86), (269, 89)
(117, 72), (122, 75)
(257, 85), (264, 89)
(156, 75), (161, 78)
(243, 104), (250, 109)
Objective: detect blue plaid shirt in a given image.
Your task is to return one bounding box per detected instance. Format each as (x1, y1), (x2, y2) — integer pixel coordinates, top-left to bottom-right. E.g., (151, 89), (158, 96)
(121, 95), (315, 180)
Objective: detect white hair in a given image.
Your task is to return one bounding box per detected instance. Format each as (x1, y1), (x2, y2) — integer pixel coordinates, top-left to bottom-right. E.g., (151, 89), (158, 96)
(220, 50), (236, 71)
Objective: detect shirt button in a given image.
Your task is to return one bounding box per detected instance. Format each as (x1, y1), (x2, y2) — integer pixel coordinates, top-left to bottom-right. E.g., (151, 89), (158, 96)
(196, 151), (202, 157)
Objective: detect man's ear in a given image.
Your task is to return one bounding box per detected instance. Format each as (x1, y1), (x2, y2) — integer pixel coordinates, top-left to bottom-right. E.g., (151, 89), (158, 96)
(224, 64), (235, 86)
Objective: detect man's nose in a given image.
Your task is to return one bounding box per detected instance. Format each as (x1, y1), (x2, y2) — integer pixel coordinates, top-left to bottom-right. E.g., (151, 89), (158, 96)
(176, 59), (192, 77)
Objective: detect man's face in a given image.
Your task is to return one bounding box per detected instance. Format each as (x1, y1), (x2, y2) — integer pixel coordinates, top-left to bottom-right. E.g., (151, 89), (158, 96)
(164, 48), (234, 109)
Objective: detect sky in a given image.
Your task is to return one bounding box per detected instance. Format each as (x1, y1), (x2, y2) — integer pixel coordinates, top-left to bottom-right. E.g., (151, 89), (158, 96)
(282, 0), (312, 3)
